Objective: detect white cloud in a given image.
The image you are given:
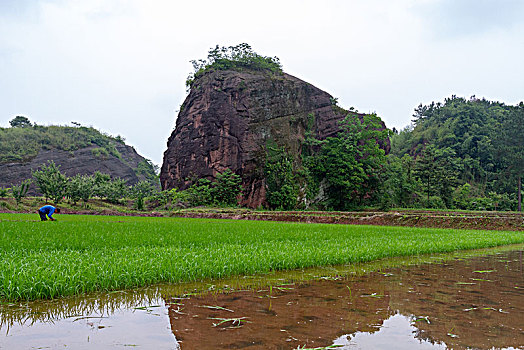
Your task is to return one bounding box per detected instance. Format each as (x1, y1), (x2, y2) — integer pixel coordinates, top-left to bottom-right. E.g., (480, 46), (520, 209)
(1, 0), (523, 164)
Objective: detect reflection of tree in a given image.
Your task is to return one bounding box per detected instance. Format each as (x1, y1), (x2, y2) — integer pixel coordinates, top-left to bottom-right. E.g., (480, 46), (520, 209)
(0, 286), (165, 334)
(389, 250), (523, 349)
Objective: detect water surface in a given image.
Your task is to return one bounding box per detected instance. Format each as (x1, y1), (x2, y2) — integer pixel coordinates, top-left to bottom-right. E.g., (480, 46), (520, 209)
(1, 246), (522, 349)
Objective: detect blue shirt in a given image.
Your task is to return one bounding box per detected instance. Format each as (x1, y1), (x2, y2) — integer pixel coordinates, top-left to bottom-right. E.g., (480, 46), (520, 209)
(39, 205), (56, 218)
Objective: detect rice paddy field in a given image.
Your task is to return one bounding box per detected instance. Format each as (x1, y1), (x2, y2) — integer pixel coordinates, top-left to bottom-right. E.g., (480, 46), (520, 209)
(1, 213), (523, 301)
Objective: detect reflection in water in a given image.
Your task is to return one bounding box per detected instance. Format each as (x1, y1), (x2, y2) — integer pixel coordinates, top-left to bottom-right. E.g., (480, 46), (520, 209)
(0, 245), (522, 349)
(335, 314), (447, 349)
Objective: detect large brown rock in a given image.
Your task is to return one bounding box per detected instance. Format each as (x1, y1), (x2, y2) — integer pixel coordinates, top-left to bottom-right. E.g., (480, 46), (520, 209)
(160, 69), (387, 208)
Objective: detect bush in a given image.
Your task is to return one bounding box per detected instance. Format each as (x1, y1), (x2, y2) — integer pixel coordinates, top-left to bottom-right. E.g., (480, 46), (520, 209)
(186, 43), (282, 88)
(0, 187), (9, 198)
(212, 169), (242, 205)
(130, 181), (154, 210)
(185, 179), (214, 207)
(11, 179), (31, 205)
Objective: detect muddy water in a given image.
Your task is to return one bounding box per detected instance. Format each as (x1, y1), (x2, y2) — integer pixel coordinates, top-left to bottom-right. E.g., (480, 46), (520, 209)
(1, 246), (522, 350)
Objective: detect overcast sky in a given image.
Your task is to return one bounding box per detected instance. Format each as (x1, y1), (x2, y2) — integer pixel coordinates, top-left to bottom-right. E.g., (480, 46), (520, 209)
(1, 0), (523, 164)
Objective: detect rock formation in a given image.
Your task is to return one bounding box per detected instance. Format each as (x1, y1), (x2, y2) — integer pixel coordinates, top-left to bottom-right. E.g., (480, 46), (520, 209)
(160, 69), (388, 207)
(0, 142), (155, 194)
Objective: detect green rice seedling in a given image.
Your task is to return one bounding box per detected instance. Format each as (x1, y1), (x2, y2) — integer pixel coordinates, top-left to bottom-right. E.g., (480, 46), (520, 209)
(0, 213), (523, 301)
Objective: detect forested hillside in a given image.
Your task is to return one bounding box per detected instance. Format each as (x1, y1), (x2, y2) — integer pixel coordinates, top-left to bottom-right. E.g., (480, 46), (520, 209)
(389, 96), (523, 211)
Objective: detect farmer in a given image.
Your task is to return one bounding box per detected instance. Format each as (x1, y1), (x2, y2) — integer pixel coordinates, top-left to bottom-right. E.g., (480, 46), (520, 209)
(37, 205), (60, 221)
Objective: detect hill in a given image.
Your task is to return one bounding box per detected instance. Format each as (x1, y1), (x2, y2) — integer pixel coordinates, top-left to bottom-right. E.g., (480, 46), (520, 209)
(390, 96), (523, 210)
(0, 120), (157, 191)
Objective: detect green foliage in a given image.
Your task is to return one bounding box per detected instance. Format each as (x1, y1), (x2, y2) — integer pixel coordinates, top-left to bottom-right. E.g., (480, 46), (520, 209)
(135, 159), (159, 185)
(212, 169), (242, 205)
(130, 181), (154, 210)
(11, 179), (32, 205)
(1, 213), (523, 301)
(0, 125), (124, 164)
(414, 145), (459, 208)
(92, 171), (111, 197)
(380, 154), (419, 209)
(186, 43), (282, 88)
(148, 188), (189, 209)
(91, 147), (110, 159)
(185, 178), (214, 207)
(103, 178), (128, 204)
(305, 113), (390, 210)
(0, 187), (9, 198)
(67, 174), (95, 205)
(9, 116), (32, 128)
(389, 96), (524, 211)
(32, 161), (68, 203)
(265, 146), (298, 210)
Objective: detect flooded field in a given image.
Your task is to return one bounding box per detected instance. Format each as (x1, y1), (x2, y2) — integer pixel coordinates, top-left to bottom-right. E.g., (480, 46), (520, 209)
(1, 245), (522, 350)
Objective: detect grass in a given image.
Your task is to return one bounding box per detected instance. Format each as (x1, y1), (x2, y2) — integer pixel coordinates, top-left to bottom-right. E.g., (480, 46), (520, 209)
(1, 213), (523, 301)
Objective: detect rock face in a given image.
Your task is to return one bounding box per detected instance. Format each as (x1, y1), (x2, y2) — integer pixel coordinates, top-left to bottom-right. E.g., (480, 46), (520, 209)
(0, 144), (153, 194)
(160, 69), (387, 208)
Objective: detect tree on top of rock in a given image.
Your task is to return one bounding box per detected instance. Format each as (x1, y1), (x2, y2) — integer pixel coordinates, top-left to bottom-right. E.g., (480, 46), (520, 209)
(9, 116), (33, 128)
(186, 43), (282, 88)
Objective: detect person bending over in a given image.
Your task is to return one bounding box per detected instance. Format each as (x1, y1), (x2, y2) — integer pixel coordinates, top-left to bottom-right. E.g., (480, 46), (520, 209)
(37, 205), (60, 221)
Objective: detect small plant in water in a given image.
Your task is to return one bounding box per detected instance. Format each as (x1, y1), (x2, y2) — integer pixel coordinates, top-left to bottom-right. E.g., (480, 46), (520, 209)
(208, 317), (250, 328)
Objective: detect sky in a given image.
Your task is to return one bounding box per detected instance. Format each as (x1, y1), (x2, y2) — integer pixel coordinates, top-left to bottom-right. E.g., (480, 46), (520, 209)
(1, 0), (523, 165)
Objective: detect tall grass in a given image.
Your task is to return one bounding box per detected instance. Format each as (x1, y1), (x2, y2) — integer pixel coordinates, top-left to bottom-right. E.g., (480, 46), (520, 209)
(1, 213), (523, 301)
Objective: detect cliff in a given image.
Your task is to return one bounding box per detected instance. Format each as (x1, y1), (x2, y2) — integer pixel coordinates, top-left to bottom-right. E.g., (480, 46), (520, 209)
(160, 69), (387, 207)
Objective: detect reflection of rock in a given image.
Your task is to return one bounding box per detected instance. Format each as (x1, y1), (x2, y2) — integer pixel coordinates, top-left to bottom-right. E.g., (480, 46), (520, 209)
(166, 250), (524, 349)
(167, 278), (391, 349)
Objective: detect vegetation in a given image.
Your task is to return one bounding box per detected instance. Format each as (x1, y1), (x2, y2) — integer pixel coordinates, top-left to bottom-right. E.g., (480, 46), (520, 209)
(10, 179), (31, 206)
(32, 161), (68, 203)
(305, 113), (390, 210)
(186, 43), (282, 88)
(0, 118), (126, 164)
(0, 213), (522, 301)
(390, 96), (523, 211)
(265, 145), (299, 210)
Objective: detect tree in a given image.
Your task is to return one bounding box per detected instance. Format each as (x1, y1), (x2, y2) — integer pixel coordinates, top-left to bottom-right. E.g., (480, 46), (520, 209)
(105, 178), (128, 204)
(9, 116), (33, 128)
(186, 43), (282, 88)
(185, 178), (213, 207)
(32, 161), (68, 203)
(414, 144), (459, 208)
(212, 169), (242, 205)
(92, 171), (111, 198)
(496, 103), (524, 211)
(306, 113), (390, 210)
(381, 154), (418, 208)
(67, 174), (95, 205)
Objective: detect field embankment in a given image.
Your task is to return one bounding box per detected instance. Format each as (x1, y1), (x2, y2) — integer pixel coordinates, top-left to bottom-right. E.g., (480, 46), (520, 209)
(1, 213), (523, 301)
(170, 208), (524, 231)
